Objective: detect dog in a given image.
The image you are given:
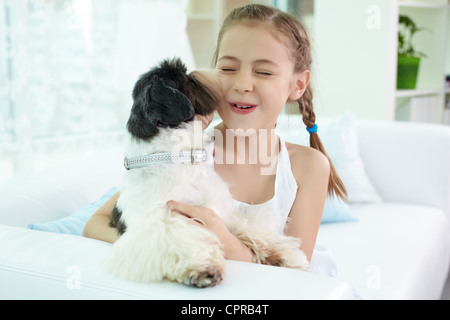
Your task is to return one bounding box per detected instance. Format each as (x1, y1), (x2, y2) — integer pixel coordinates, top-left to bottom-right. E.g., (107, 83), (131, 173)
(102, 58), (308, 288)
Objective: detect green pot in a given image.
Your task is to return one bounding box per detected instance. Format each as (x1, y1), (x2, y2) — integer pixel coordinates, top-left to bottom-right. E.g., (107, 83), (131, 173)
(397, 55), (420, 89)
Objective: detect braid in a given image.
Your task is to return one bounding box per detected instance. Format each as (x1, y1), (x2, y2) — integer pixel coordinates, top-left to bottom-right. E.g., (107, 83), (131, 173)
(298, 86), (348, 202)
(298, 86), (315, 128)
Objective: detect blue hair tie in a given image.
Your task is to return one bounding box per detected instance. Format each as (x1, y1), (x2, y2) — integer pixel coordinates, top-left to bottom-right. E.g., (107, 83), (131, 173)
(306, 124), (318, 134)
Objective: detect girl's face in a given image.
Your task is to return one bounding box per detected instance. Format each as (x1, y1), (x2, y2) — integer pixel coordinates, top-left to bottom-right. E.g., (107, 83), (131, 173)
(216, 23), (309, 133)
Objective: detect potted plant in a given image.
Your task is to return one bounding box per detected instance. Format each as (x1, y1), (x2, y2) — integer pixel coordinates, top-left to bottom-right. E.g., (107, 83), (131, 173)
(397, 15), (427, 89)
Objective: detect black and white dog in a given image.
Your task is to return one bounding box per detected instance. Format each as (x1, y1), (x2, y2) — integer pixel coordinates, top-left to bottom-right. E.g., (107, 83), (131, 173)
(102, 58), (308, 288)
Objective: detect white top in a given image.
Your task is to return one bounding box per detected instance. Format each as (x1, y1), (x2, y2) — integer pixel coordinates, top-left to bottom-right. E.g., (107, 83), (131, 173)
(231, 136), (297, 227)
(205, 130), (297, 227)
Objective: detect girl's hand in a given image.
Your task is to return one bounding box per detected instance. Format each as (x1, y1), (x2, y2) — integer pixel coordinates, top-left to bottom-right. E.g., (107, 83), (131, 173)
(166, 200), (253, 262)
(166, 200), (230, 243)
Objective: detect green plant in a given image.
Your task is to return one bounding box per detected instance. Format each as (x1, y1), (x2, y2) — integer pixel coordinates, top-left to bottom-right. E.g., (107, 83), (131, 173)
(398, 15), (427, 57)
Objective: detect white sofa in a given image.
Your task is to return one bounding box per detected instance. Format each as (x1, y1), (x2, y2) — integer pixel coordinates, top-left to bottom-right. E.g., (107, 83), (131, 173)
(1, 113), (449, 300)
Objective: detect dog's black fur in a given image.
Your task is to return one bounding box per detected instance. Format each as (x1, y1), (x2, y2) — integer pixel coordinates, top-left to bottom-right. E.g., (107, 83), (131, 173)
(109, 58), (220, 235)
(110, 205), (127, 235)
(126, 58), (218, 141)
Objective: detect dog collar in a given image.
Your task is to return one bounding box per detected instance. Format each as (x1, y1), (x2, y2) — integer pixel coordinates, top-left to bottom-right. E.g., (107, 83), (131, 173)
(124, 149), (207, 170)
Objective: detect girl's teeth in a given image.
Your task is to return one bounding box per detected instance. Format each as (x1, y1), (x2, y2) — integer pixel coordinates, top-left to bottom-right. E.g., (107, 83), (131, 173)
(234, 104), (252, 109)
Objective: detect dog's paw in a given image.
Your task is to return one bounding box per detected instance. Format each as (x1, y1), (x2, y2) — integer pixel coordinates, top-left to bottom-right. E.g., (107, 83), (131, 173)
(186, 266), (223, 288)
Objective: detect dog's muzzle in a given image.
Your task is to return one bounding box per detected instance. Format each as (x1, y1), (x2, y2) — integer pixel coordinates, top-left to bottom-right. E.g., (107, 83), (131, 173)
(124, 149), (208, 170)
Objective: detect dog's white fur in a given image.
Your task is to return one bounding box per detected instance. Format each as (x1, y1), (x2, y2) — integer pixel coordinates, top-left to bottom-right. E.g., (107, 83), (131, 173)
(102, 122), (309, 287)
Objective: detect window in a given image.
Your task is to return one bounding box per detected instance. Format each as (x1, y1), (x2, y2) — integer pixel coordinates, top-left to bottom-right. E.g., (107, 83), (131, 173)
(0, 0), (195, 181)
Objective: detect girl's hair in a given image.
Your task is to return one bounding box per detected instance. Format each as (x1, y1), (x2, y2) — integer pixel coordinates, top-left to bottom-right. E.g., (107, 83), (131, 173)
(213, 4), (348, 201)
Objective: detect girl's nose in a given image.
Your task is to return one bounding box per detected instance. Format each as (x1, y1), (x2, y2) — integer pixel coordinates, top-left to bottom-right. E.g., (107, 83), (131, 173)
(233, 71), (253, 93)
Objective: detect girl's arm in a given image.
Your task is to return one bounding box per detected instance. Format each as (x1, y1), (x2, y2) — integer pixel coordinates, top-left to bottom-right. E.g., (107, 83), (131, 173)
(284, 143), (330, 262)
(82, 189), (253, 263)
(82, 191), (120, 243)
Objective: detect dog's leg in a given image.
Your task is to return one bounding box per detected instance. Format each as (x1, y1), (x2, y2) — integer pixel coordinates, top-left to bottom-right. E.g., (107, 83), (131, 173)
(102, 209), (225, 287)
(226, 212), (309, 271)
(162, 215), (225, 288)
(234, 231), (309, 271)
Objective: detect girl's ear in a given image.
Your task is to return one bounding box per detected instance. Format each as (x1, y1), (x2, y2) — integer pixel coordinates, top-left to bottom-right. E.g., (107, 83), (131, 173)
(289, 70), (311, 101)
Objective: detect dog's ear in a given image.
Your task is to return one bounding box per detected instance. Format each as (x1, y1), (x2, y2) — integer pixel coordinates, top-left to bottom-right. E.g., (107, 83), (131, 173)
(127, 82), (158, 140)
(127, 81), (194, 140)
(126, 108), (159, 140)
(147, 81), (195, 127)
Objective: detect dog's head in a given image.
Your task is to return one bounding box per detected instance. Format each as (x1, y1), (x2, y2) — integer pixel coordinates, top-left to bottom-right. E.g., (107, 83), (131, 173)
(127, 58), (220, 140)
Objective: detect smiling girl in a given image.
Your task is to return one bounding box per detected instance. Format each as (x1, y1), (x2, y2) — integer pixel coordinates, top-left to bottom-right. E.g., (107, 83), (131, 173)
(84, 4), (347, 270)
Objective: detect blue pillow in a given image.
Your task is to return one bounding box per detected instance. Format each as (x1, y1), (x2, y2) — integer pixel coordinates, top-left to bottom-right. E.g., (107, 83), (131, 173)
(28, 187), (118, 235)
(321, 197), (357, 224)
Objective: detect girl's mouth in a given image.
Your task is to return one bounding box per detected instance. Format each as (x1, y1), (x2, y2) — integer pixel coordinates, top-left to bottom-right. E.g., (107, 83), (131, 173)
(229, 102), (256, 114)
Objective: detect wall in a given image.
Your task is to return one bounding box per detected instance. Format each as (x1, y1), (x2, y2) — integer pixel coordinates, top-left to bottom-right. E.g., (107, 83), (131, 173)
(313, 0), (396, 120)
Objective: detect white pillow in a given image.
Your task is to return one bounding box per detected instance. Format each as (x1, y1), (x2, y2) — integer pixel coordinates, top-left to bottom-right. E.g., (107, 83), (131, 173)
(276, 112), (382, 203)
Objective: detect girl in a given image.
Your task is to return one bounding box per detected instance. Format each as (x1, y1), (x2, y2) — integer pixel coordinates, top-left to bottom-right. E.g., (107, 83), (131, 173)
(83, 4), (347, 267)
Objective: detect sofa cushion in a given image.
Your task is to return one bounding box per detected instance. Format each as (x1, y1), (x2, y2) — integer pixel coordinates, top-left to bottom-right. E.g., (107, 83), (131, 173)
(0, 224), (353, 299)
(316, 203), (450, 299)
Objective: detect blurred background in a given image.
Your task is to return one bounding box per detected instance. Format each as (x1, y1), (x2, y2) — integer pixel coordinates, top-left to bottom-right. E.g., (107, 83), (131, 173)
(1, 0), (449, 182)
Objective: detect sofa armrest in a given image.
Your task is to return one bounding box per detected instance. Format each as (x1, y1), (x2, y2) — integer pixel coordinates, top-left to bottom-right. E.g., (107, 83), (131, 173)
(0, 224), (354, 299)
(356, 120), (450, 216)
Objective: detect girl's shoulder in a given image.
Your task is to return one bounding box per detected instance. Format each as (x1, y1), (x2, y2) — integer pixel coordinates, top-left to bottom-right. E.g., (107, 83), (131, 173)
(284, 141), (330, 183)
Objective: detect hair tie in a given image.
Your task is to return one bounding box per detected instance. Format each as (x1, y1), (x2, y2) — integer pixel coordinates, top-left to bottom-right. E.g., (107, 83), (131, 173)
(306, 124), (318, 134)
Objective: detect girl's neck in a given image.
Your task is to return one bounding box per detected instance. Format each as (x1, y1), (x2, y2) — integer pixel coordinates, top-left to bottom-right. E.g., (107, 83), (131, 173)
(213, 122), (280, 168)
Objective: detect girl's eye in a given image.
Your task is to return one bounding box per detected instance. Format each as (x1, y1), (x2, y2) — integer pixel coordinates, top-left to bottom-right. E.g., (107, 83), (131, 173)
(256, 71), (272, 76)
(220, 68), (236, 72)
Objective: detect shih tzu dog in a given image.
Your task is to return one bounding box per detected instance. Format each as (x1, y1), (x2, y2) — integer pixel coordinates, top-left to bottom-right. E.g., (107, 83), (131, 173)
(102, 58), (308, 288)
